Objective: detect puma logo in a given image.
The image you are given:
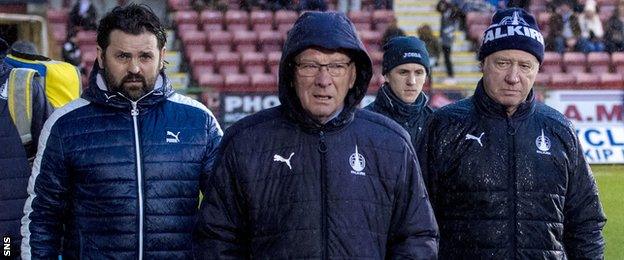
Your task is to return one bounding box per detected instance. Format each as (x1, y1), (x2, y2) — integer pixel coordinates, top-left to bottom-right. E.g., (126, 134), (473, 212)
(273, 152), (294, 170)
(166, 131), (180, 143)
(465, 132), (485, 147)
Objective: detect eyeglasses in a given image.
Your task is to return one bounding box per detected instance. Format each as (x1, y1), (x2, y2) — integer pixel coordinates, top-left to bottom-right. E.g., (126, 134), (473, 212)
(295, 61), (352, 77)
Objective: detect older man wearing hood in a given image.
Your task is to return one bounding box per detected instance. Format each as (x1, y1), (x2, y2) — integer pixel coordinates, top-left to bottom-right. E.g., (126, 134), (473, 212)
(194, 11), (438, 259)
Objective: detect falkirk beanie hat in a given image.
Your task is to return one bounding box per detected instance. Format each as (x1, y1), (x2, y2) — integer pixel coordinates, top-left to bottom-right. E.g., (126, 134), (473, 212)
(382, 36), (430, 75)
(478, 8), (545, 63)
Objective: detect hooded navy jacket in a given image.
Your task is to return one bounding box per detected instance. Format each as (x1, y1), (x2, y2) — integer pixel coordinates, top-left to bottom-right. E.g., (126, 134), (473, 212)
(21, 64), (223, 259)
(194, 11), (438, 259)
(422, 81), (606, 259)
(0, 37), (49, 259)
(365, 84), (433, 154)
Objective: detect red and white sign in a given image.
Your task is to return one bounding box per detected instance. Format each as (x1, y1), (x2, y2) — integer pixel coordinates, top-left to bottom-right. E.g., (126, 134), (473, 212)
(545, 90), (624, 164)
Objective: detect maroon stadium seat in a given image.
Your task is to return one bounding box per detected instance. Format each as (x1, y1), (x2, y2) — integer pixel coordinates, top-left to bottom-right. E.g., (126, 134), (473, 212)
(233, 30), (258, 53)
(225, 10), (249, 31)
(575, 73), (601, 88)
(534, 72), (551, 87)
(250, 10), (274, 31)
(216, 52), (241, 74)
(372, 10), (394, 32)
(174, 10), (198, 26)
(168, 0), (191, 11)
(611, 52), (624, 73)
(180, 30), (206, 45)
(587, 52), (611, 73)
(562, 52), (587, 73)
(241, 52), (267, 74)
(200, 10), (223, 31)
(184, 44), (206, 60)
(258, 31), (283, 54)
(549, 73), (576, 88)
(369, 50), (383, 76)
(359, 30), (382, 52)
(193, 65), (215, 82)
(267, 51), (281, 75)
(190, 51), (215, 67)
(207, 30), (233, 52)
(348, 10), (372, 31)
(76, 30), (97, 46)
(251, 73), (277, 91)
(275, 10), (298, 35)
(47, 9), (68, 24)
(599, 72), (624, 88)
(50, 23), (67, 44)
(368, 73), (384, 92)
(224, 74), (251, 91)
(198, 73), (224, 89)
(177, 23), (198, 32)
(540, 52), (562, 73)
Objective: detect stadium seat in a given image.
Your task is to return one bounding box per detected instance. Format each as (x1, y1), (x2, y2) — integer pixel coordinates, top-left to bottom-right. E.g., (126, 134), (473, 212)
(275, 10), (298, 35)
(177, 23), (198, 33)
(190, 51), (215, 68)
(587, 52), (611, 73)
(267, 51), (281, 75)
(368, 73), (384, 92)
(575, 73), (601, 88)
(233, 30), (258, 53)
(167, 0), (191, 11)
(183, 44), (206, 59)
(174, 10), (198, 26)
(225, 10), (249, 31)
(76, 30), (97, 46)
(611, 52), (624, 73)
(224, 74), (251, 91)
(258, 31), (283, 54)
(200, 10), (224, 31)
(359, 30), (382, 52)
(534, 72), (551, 87)
(251, 73), (277, 91)
(241, 52), (267, 74)
(549, 73), (576, 88)
(50, 23), (67, 44)
(372, 10), (394, 32)
(562, 52), (587, 73)
(250, 10), (274, 31)
(348, 10), (372, 31)
(216, 52), (241, 74)
(46, 9), (68, 24)
(541, 52), (563, 73)
(207, 30), (233, 52)
(198, 73), (224, 89)
(180, 30), (207, 45)
(599, 72), (624, 88)
(193, 65), (215, 82)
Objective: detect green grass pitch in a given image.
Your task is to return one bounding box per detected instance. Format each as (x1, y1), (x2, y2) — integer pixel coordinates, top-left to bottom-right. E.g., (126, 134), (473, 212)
(593, 164), (624, 259)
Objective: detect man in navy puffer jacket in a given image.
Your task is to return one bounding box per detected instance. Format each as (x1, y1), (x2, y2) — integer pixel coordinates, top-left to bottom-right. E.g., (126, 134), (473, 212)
(194, 11), (438, 259)
(20, 4), (222, 259)
(422, 8), (606, 259)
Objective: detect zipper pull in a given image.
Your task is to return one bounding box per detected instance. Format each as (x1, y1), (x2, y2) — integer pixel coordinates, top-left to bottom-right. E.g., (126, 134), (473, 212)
(318, 131), (327, 153)
(131, 101), (139, 116)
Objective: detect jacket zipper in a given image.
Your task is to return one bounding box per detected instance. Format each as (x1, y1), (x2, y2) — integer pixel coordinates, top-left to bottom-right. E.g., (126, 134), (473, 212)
(318, 130), (328, 260)
(130, 101), (145, 260)
(506, 118), (517, 257)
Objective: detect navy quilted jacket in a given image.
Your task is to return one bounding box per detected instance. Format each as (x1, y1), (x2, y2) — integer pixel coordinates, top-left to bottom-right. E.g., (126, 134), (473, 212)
(364, 84), (433, 160)
(194, 11), (438, 259)
(422, 81), (606, 259)
(21, 65), (223, 259)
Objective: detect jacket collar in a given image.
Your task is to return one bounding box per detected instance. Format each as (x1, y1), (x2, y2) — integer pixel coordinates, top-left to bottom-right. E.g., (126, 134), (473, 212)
(82, 63), (173, 111)
(473, 79), (535, 120)
(374, 83), (429, 122)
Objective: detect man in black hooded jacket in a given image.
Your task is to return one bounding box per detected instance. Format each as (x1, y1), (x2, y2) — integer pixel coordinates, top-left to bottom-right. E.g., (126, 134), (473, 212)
(422, 8), (606, 259)
(365, 36), (433, 155)
(194, 11), (438, 259)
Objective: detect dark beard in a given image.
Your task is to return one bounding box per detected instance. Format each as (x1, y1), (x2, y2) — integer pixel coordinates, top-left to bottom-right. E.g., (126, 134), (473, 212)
(104, 68), (152, 101)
